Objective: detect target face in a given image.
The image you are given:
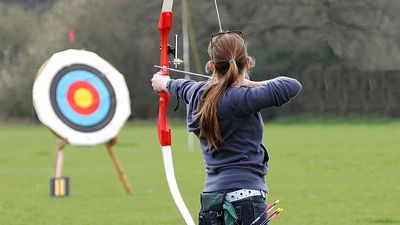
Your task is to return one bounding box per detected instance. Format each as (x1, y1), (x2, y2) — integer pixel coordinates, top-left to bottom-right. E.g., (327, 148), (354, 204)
(50, 64), (116, 132)
(33, 50), (131, 146)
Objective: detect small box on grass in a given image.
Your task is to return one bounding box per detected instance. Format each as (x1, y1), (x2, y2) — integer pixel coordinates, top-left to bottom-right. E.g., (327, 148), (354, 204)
(50, 177), (69, 197)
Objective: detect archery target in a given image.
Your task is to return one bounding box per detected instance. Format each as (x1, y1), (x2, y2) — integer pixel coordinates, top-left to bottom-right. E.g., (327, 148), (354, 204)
(33, 49), (131, 146)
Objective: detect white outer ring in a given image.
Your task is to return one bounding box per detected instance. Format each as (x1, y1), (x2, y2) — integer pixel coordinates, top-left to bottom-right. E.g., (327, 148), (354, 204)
(32, 49), (131, 146)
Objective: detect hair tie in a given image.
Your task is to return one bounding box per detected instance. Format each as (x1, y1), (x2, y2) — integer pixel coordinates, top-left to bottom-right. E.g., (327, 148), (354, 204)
(229, 59), (236, 64)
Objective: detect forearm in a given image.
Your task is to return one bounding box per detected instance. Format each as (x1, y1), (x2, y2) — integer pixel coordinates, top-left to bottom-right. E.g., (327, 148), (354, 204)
(167, 79), (200, 104)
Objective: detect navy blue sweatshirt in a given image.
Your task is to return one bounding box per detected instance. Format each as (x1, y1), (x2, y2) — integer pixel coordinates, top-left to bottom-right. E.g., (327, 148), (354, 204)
(167, 77), (302, 192)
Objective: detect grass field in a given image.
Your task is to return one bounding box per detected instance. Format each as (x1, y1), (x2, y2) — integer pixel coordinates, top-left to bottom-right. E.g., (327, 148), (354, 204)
(0, 121), (399, 225)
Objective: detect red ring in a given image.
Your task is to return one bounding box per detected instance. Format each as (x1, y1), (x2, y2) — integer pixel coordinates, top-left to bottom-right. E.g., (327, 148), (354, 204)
(67, 81), (100, 115)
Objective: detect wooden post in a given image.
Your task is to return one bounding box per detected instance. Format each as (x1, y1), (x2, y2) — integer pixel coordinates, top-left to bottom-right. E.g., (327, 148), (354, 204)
(54, 139), (67, 177)
(51, 139), (69, 197)
(106, 138), (133, 194)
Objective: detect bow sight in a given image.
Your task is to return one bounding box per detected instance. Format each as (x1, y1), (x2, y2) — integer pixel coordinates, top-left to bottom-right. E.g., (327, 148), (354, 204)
(166, 34), (183, 68)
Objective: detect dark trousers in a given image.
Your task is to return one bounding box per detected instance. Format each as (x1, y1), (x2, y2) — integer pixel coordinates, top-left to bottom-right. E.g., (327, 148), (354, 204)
(199, 190), (267, 225)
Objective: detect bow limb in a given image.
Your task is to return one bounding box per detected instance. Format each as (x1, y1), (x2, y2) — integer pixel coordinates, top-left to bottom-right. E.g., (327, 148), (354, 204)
(158, 1), (195, 225)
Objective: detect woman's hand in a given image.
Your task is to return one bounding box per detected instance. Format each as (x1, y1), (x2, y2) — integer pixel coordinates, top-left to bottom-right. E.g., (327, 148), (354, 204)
(151, 73), (170, 93)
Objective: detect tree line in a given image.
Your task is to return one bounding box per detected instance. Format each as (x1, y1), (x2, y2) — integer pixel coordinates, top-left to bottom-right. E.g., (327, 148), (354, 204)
(0, 0), (399, 121)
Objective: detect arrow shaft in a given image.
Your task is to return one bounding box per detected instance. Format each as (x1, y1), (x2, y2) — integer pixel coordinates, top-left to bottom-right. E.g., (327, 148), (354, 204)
(154, 65), (211, 78)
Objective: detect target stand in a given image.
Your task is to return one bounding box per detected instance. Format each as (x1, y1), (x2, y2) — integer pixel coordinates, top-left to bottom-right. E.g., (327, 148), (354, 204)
(33, 49), (133, 197)
(50, 138), (132, 197)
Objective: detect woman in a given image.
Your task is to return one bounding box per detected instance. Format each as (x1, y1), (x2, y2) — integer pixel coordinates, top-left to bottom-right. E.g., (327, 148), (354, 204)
(152, 31), (301, 225)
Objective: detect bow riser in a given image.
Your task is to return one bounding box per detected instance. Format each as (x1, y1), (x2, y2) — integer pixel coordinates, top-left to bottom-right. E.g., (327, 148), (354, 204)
(158, 10), (173, 146)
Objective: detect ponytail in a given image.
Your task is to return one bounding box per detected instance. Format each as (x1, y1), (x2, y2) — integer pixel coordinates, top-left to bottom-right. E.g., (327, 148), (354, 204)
(197, 60), (243, 149)
(197, 33), (253, 150)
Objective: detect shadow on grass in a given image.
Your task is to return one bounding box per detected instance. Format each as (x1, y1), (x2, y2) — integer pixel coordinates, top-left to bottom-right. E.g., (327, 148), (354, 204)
(369, 218), (399, 224)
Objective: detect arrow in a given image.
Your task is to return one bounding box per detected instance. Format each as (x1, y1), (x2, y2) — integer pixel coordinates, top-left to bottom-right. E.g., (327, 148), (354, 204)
(154, 65), (211, 78)
(250, 200), (280, 225)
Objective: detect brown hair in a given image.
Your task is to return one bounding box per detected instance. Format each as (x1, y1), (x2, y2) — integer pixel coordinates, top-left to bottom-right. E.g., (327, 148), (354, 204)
(196, 32), (255, 150)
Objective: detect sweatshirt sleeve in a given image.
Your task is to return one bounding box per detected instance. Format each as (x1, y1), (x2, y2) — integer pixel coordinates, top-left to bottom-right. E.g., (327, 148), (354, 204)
(228, 76), (302, 116)
(166, 79), (199, 104)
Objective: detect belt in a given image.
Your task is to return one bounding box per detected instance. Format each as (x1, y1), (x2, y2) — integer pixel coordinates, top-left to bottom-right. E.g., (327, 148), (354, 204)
(225, 189), (267, 202)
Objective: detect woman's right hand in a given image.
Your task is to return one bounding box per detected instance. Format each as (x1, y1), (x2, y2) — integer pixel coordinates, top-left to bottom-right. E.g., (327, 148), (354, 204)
(151, 73), (170, 93)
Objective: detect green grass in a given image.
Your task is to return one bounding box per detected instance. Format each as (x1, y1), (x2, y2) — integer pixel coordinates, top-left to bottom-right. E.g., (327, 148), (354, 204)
(0, 121), (399, 225)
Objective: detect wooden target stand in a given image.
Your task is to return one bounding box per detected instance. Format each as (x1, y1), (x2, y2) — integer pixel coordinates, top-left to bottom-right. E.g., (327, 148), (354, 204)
(50, 138), (133, 197)
(32, 49), (133, 197)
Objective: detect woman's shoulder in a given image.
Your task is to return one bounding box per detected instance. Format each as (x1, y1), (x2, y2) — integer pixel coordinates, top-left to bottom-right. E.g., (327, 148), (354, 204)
(219, 86), (251, 108)
(224, 86), (251, 97)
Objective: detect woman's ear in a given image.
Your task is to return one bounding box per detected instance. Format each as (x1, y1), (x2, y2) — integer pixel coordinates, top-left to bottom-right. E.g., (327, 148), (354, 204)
(245, 57), (251, 69)
(246, 56), (255, 69)
(207, 60), (216, 73)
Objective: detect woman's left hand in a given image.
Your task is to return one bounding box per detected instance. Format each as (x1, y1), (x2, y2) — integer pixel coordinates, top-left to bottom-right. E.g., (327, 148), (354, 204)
(151, 73), (170, 93)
